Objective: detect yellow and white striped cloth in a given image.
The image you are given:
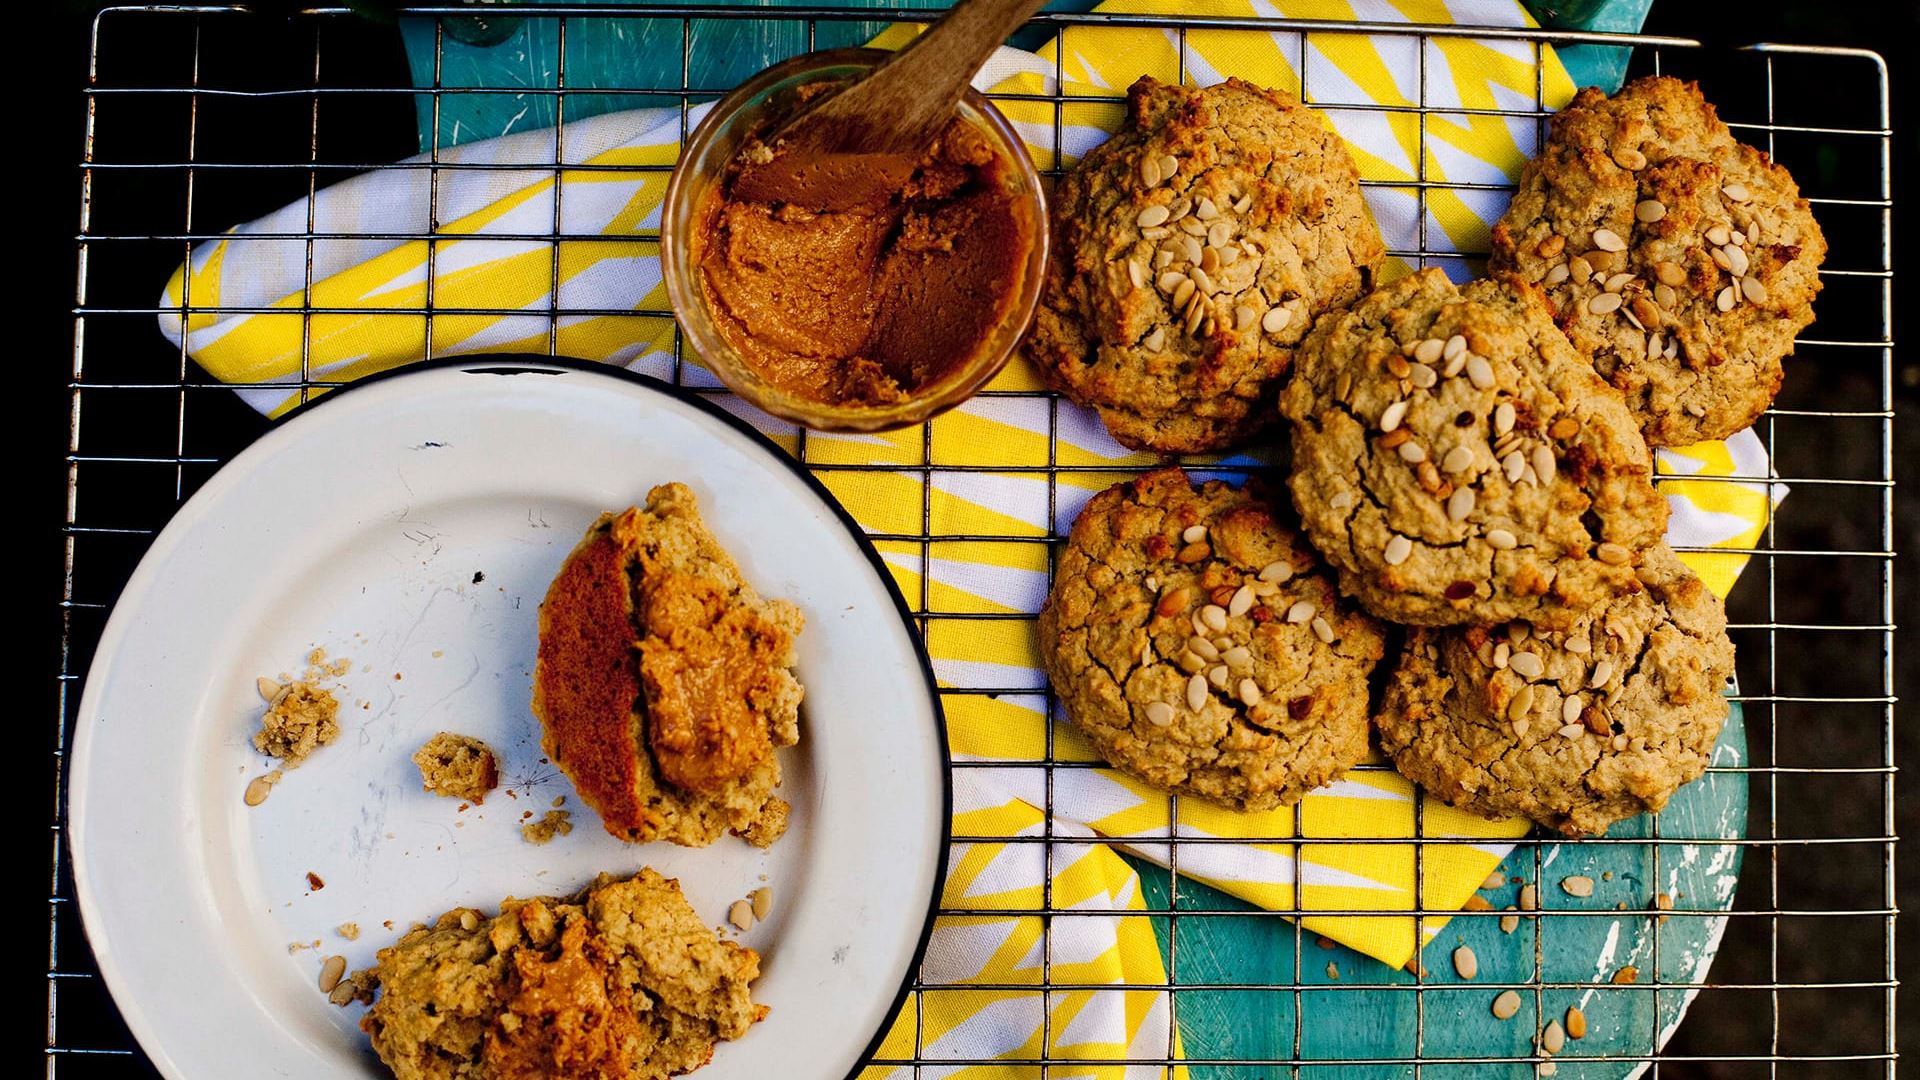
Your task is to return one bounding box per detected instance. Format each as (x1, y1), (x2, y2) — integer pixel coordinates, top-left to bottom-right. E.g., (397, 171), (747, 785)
(157, 1), (1778, 1071)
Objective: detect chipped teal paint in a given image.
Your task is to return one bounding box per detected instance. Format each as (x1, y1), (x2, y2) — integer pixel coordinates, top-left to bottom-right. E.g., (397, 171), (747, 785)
(1130, 703), (1747, 1079)
(393, 5), (1737, 1072)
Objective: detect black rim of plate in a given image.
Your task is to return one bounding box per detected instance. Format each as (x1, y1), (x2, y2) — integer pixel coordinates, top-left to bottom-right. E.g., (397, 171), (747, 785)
(73, 354), (954, 1080)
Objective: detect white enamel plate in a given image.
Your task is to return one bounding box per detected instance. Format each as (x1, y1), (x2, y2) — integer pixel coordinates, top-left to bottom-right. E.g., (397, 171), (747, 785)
(69, 359), (949, 1079)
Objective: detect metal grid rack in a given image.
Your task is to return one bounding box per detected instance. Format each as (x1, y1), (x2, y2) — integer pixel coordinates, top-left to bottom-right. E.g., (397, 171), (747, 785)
(56, 5), (1895, 1077)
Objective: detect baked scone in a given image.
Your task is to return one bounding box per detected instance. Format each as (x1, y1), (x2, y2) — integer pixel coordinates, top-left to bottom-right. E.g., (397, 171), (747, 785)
(1279, 270), (1669, 631)
(1038, 468), (1386, 810)
(362, 868), (767, 1080)
(1025, 76), (1383, 453)
(533, 484), (803, 847)
(1490, 76), (1826, 447)
(1375, 545), (1734, 838)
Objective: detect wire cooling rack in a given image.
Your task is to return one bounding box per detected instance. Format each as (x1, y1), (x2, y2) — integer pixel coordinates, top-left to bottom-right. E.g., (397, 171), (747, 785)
(57, 5), (1895, 1077)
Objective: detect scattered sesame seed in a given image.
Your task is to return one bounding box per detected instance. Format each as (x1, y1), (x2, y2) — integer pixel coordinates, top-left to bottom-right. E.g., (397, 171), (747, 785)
(1453, 945), (1479, 980)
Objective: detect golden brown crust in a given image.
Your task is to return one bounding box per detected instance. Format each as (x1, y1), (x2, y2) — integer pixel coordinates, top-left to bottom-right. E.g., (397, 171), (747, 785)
(1279, 270), (1669, 630)
(1025, 77), (1382, 453)
(1375, 545), (1735, 837)
(1039, 468), (1386, 810)
(1490, 76), (1826, 446)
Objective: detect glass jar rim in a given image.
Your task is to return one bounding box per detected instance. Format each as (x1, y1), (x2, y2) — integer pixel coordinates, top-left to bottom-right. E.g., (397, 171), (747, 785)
(661, 47), (1050, 433)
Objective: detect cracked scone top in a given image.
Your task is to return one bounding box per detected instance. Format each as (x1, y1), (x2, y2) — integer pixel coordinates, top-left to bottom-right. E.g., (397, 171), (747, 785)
(1374, 544), (1735, 838)
(1280, 270), (1669, 631)
(362, 868), (766, 1080)
(1038, 468), (1386, 810)
(1024, 76), (1383, 453)
(1491, 76), (1826, 447)
(533, 483), (803, 848)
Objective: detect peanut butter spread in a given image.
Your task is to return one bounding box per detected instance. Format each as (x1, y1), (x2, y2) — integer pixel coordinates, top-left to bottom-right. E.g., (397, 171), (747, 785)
(532, 484), (803, 848)
(695, 115), (1035, 407)
(639, 571), (786, 793)
(362, 869), (766, 1080)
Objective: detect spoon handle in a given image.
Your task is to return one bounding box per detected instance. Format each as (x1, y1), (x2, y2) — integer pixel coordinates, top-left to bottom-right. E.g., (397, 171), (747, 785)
(800, 0), (1050, 153)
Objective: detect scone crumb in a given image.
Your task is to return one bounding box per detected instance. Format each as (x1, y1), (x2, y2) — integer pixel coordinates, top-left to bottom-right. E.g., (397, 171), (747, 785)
(328, 967), (379, 1007)
(337, 922), (360, 941)
(410, 732), (500, 803)
(551, 795), (566, 808)
(520, 810), (572, 845)
(252, 679), (341, 767)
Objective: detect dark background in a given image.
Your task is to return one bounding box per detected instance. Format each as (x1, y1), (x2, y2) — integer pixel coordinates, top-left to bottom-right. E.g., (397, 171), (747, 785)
(25, 1), (1917, 1074)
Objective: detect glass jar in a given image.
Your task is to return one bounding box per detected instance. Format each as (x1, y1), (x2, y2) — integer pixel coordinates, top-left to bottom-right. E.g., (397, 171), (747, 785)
(661, 47), (1048, 432)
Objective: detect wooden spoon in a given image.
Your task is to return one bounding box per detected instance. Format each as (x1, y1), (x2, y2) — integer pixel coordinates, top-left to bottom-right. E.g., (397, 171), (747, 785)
(729, 0), (1049, 210)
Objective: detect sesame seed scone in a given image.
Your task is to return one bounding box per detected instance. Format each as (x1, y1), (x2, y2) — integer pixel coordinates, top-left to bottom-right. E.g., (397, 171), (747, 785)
(533, 484), (802, 848)
(1490, 76), (1826, 447)
(1375, 544), (1735, 838)
(362, 868), (767, 1080)
(1279, 270), (1669, 631)
(1024, 76), (1383, 453)
(1038, 468), (1386, 810)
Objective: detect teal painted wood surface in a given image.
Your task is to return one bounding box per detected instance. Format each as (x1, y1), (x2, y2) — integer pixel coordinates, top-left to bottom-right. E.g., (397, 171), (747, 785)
(1128, 704), (1746, 1078)
(390, 5), (1743, 1073)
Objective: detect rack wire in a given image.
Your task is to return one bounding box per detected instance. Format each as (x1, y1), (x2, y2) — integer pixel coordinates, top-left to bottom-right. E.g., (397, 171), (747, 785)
(56, 5), (1895, 1077)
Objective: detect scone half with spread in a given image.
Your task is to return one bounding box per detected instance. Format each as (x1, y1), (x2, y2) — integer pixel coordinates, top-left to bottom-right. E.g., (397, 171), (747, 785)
(1039, 468), (1386, 810)
(1026, 76), (1382, 453)
(1491, 75), (1826, 447)
(363, 868), (766, 1080)
(534, 483), (803, 847)
(1375, 544), (1735, 838)
(1280, 269), (1669, 631)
